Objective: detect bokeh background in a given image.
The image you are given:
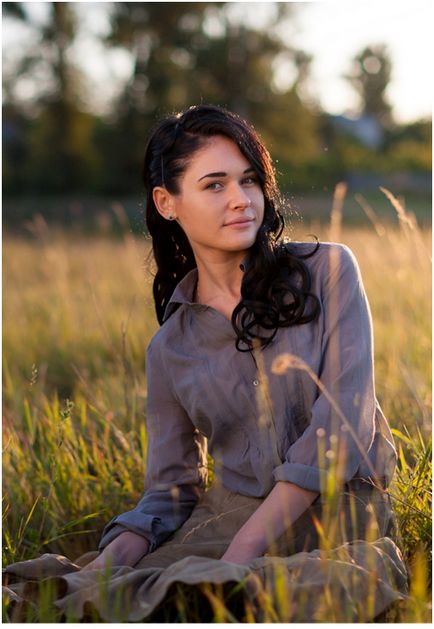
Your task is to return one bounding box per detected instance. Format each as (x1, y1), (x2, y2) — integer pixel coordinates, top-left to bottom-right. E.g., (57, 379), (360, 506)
(2, 0), (432, 229)
(2, 2), (432, 622)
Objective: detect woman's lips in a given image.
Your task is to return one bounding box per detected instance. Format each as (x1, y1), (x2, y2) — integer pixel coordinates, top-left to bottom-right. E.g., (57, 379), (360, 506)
(224, 218), (254, 227)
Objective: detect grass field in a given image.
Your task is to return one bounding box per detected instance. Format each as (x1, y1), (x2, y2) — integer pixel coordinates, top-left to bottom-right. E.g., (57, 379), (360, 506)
(2, 188), (432, 621)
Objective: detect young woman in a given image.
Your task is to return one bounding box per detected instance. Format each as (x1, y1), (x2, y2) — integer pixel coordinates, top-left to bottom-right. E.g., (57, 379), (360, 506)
(5, 105), (407, 621)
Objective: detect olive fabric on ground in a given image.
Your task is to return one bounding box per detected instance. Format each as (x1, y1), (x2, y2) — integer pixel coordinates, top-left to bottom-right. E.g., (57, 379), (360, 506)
(99, 242), (397, 553)
(3, 479), (408, 622)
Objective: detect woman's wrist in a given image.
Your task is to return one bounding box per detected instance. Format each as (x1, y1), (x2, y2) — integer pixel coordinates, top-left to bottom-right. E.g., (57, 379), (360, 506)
(82, 531), (150, 570)
(106, 531), (150, 564)
(224, 532), (264, 558)
(224, 482), (319, 561)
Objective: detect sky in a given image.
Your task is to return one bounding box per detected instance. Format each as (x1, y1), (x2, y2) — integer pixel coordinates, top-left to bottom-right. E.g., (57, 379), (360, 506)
(3, 0), (433, 124)
(291, 0), (433, 122)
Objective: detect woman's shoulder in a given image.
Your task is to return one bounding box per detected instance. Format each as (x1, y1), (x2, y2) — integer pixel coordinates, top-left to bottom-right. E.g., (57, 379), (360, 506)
(284, 240), (362, 288)
(285, 239), (354, 259)
(146, 307), (185, 360)
(286, 240), (358, 268)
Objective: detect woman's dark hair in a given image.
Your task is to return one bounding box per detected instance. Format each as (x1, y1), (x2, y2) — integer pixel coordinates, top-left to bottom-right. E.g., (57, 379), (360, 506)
(144, 104), (320, 351)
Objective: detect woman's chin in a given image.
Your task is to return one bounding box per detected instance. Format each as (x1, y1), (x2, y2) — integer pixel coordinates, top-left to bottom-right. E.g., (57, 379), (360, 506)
(223, 230), (258, 250)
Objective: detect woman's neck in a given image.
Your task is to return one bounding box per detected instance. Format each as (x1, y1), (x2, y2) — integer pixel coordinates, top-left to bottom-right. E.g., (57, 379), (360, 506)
(194, 253), (246, 309)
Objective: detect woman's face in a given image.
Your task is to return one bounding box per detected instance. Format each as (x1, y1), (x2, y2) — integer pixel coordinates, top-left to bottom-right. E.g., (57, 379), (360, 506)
(155, 135), (265, 261)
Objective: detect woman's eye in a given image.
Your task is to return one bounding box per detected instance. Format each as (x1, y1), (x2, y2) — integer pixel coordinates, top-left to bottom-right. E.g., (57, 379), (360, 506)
(205, 182), (223, 190)
(205, 176), (257, 190)
(242, 176), (258, 185)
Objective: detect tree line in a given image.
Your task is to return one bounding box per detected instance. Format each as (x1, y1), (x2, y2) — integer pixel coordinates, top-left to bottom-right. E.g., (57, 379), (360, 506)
(3, 2), (431, 202)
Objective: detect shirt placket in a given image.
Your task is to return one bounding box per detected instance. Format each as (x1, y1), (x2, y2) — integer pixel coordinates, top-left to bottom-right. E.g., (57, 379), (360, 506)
(248, 346), (282, 469)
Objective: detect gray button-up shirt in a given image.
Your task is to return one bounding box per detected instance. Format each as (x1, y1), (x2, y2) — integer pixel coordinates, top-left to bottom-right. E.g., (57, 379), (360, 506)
(99, 242), (396, 552)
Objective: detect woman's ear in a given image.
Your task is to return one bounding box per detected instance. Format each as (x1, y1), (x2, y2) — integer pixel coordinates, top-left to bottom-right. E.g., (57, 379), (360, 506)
(153, 187), (177, 221)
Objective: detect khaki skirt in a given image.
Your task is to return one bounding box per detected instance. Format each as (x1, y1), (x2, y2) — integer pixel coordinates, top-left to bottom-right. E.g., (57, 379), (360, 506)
(3, 478), (408, 622)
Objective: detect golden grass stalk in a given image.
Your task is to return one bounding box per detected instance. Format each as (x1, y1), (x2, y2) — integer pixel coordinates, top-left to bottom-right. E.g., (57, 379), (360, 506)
(329, 182), (347, 241)
(354, 193), (386, 236)
(380, 186), (431, 266)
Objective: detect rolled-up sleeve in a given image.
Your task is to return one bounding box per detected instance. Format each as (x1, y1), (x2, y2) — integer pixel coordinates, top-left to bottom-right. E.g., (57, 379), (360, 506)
(272, 244), (376, 492)
(99, 339), (208, 552)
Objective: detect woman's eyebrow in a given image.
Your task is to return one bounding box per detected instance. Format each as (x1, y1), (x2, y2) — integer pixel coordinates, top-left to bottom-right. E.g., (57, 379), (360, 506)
(197, 167), (254, 182)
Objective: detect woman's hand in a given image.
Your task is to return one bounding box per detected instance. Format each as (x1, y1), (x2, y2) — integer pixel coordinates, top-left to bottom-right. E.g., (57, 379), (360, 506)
(81, 531), (150, 570)
(221, 540), (259, 565)
(221, 482), (318, 565)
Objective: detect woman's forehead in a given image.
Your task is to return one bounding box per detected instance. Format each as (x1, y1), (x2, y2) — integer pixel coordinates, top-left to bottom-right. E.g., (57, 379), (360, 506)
(185, 136), (252, 175)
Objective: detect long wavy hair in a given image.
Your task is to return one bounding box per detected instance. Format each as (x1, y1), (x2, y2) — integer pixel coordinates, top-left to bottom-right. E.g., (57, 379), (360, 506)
(144, 104), (320, 351)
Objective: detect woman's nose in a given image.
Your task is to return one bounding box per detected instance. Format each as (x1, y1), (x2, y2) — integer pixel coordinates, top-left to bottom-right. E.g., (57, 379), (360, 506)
(228, 184), (251, 210)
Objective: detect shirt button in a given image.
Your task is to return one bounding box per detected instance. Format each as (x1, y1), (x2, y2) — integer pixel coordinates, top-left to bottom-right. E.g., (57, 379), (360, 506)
(252, 379), (260, 387)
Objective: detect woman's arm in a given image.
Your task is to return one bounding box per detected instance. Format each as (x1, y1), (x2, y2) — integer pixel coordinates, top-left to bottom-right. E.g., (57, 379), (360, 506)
(221, 481), (318, 563)
(82, 531), (150, 570)
(223, 245), (376, 564)
(87, 339), (208, 569)
(272, 244), (379, 492)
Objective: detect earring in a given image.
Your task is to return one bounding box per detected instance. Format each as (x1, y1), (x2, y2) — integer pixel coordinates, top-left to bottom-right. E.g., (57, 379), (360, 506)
(168, 214), (176, 221)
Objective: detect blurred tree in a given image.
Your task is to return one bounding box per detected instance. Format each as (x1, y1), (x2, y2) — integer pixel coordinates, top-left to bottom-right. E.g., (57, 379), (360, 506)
(98, 2), (320, 193)
(96, 2), (214, 192)
(2, 1), (25, 19)
(2, 2), (98, 192)
(2, 103), (31, 193)
(105, 2), (213, 114)
(188, 4), (321, 189)
(385, 119), (431, 172)
(345, 44), (393, 126)
(31, 3), (100, 191)
(3, 2), (35, 193)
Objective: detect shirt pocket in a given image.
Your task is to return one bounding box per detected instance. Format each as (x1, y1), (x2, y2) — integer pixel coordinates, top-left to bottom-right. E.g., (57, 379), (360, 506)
(170, 355), (242, 442)
(169, 356), (214, 437)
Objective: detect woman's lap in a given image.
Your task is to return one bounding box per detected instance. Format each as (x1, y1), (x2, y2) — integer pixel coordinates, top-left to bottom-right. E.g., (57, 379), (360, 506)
(135, 479), (262, 569)
(3, 478), (406, 622)
(135, 477), (396, 569)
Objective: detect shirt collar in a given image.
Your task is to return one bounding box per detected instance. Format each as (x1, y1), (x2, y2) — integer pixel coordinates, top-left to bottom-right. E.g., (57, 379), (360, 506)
(162, 268), (198, 322)
(162, 255), (249, 323)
